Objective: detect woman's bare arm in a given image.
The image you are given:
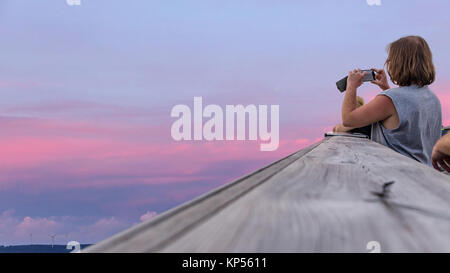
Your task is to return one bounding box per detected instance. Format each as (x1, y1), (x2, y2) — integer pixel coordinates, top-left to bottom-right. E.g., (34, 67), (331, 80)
(342, 69), (396, 128)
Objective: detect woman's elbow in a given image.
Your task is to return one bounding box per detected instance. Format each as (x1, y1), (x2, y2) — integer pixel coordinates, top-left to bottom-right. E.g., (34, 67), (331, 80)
(342, 115), (354, 127)
(342, 121), (353, 127)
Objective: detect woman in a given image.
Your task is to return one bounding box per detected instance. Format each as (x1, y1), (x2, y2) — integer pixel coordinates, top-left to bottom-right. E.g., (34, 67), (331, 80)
(341, 36), (442, 166)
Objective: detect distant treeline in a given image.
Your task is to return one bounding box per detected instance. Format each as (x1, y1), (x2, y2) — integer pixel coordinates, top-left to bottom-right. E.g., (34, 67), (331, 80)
(0, 244), (92, 253)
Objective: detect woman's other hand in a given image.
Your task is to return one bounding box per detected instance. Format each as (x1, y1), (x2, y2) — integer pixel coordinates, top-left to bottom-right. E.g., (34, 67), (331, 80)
(370, 68), (390, 91)
(347, 69), (366, 90)
(432, 135), (450, 172)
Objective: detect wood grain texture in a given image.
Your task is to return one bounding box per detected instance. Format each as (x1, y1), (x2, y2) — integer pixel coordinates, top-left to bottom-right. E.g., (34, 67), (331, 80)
(84, 136), (450, 253)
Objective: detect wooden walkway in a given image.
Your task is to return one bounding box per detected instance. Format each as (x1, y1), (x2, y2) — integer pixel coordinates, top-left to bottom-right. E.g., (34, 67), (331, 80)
(84, 136), (450, 253)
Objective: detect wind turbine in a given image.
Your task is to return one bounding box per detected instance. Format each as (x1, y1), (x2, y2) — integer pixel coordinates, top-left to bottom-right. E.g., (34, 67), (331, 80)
(30, 233), (33, 245)
(49, 234), (57, 248)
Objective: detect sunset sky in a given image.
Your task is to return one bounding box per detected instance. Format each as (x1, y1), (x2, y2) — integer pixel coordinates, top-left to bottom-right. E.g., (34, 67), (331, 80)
(0, 0), (449, 245)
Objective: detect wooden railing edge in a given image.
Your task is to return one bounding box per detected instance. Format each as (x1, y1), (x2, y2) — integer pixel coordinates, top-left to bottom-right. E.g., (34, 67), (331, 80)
(83, 138), (328, 252)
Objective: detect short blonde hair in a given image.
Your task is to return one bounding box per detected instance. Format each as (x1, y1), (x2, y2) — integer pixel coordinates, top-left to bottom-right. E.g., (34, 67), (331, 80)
(386, 36), (435, 87)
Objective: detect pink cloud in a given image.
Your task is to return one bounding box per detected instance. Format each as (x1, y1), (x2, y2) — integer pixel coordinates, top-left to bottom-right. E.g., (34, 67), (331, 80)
(140, 211), (157, 222)
(0, 115), (320, 191)
(4, 100), (164, 120)
(14, 216), (61, 238)
(434, 88), (450, 125)
(0, 209), (132, 245)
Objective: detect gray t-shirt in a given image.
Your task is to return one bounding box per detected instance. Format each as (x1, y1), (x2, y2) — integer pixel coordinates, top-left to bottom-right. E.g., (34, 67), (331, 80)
(371, 85), (442, 166)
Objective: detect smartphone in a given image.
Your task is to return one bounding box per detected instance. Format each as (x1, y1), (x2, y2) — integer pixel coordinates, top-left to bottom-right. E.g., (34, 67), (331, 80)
(336, 69), (376, 92)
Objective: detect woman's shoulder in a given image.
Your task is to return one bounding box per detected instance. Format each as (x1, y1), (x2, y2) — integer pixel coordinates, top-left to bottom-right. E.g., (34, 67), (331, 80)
(377, 86), (403, 100)
(379, 85), (441, 110)
(383, 85), (415, 92)
(379, 86), (405, 95)
(381, 85), (434, 96)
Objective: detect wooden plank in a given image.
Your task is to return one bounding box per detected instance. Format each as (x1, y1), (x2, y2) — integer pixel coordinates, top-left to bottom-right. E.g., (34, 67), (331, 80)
(84, 139), (326, 253)
(84, 136), (450, 253)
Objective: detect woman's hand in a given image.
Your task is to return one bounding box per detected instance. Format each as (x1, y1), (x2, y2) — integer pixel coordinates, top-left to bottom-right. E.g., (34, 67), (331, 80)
(333, 124), (354, 133)
(432, 148), (450, 172)
(432, 136), (450, 172)
(347, 69), (366, 90)
(370, 68), (390, 91)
